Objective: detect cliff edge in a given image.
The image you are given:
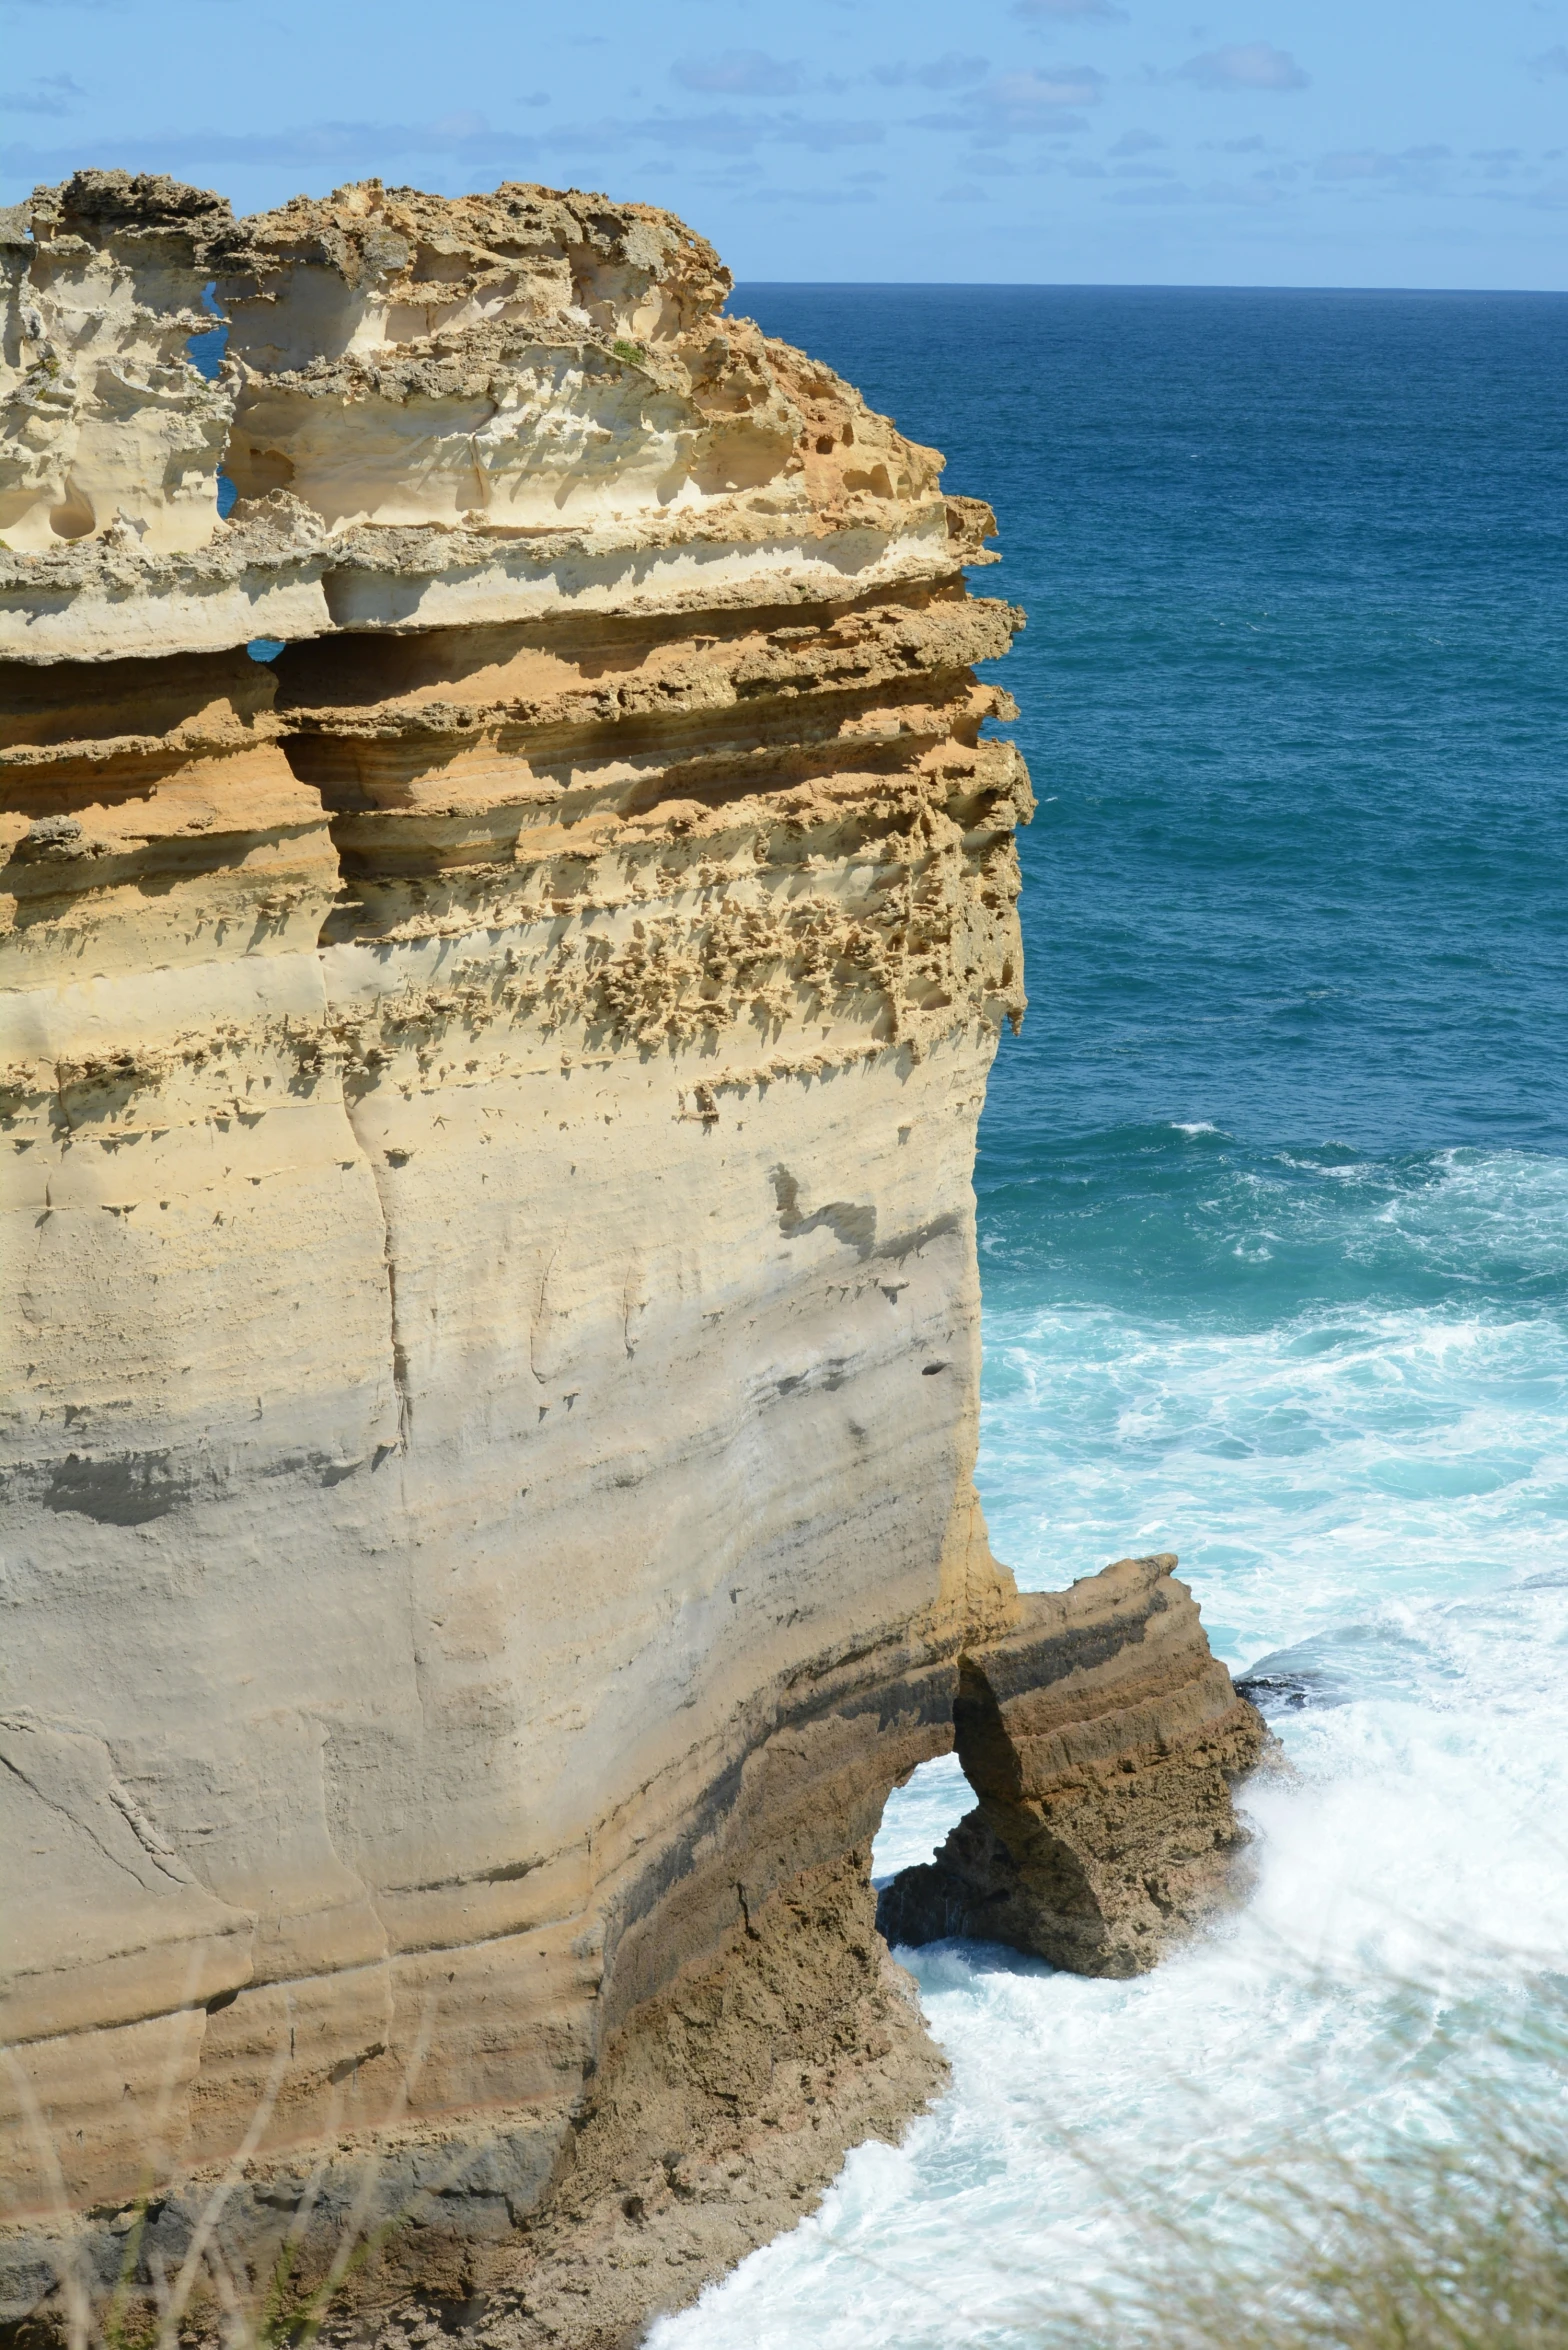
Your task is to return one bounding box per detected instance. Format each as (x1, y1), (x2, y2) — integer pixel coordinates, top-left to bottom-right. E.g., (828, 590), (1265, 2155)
(0, 172), (1263, 2347)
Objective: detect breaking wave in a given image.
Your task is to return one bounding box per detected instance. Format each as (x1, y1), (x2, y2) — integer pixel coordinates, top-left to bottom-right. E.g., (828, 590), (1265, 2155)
(657, 279), (1568, 2349)
(656, 1135), (1568, 2349)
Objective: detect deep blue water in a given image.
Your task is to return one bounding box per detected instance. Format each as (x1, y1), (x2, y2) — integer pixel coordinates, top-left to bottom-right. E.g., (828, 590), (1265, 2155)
(655, 289), (1568, 2347)
(735, 285), (1568, 1163)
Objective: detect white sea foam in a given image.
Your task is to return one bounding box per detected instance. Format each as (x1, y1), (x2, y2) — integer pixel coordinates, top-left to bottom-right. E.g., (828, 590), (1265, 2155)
(655, 1147), (1568, 2349)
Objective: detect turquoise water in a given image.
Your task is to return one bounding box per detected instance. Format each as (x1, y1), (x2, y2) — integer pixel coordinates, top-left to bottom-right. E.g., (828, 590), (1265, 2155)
(653, 288), (1568, 2344)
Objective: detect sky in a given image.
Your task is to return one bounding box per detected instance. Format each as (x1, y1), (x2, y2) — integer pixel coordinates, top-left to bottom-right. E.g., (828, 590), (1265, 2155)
(3, 0), (1567, 288)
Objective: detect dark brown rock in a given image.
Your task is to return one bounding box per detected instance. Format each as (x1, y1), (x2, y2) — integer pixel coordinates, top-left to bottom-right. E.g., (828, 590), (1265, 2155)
(877, 1555), (1267, 1977)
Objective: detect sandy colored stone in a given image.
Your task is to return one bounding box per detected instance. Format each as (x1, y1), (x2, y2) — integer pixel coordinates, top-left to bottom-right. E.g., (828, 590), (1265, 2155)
(405, 1851), (947, 2350)
(0, 175), (984, 665)
(0, 174), (1257, 2347)
(0, 173), (233, 556)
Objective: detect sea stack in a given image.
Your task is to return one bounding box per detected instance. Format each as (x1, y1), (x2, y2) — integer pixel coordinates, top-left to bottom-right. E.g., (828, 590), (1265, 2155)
(875, 1555), (1268, 1976)
(0, 172), (1263, 2344)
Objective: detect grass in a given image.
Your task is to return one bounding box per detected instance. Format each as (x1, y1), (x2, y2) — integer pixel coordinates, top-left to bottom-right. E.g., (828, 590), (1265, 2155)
(12, 1965), (1568, 2347)
(4, 2006), (441, 2350)
(1019, 1971), (1568, 2350)
(1054, 2110), (1568, 2350)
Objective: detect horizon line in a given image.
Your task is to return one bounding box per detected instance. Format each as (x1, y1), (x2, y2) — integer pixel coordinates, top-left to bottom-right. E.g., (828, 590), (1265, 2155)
(730, 278), (1568, 298)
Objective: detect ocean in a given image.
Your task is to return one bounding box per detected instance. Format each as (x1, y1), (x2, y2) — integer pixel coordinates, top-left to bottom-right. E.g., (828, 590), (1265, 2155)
(652, 286), (1568, 2344)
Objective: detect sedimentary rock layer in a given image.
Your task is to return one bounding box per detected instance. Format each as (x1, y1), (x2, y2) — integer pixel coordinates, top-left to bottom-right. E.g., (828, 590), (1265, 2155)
(877, 1557), (1267, 1976)
(0, 171), (1259, 2346)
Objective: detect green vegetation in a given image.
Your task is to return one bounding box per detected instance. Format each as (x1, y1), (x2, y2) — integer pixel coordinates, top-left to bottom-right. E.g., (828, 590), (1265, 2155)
(23, 1969), (1568, 2348)
(1025, 1978), (1568, 2350)
(1055, 2129), (1568, 2350)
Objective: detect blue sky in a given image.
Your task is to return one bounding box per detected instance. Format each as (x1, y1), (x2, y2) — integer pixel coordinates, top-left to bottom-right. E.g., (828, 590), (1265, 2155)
(3, 0), (1566, 287)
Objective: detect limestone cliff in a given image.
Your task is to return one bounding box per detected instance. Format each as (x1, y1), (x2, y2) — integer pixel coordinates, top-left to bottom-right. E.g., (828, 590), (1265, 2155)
(0, 173), (1261, 2347)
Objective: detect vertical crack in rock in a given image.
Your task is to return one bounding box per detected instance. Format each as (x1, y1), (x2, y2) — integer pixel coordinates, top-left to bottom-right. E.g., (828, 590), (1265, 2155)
(383, 1229), (415, 1453)
(349, 1123), (417, 1456)
(0, 171), (1260, 2348)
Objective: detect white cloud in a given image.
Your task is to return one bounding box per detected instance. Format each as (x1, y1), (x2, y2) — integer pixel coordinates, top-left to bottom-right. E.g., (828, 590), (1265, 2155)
(1108, 127), (1164, 154)
(0, 103), (887, 181)
(672, 51), (807, 98)
(1314, 151), (1395, 180)
(623, 110), (883, 154)
(911, 63), (1104, 140)
(980, 65), (1107, 117)
(1203, 175), (1288, 204)
(0, 73), (83, 116)
(0, 120), (468, 171)
(872, 54), (990, 91)
(747, 181), (879, 206)
(1176, 42), (1310, 91)
(1315, 145), (1451, 185)
(1013, 0), (1128, 19)
(1110, 172), (1285, 204)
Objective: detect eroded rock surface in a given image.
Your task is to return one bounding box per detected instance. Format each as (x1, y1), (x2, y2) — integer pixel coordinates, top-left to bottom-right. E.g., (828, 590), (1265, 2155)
(877, 1557), (1268, 1976)
(0, 170), (1257, 2346)
(1, 173), (232, 555)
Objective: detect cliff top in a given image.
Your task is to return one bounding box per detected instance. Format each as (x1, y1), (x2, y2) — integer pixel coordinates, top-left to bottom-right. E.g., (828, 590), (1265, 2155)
(0, 172), (988, 664)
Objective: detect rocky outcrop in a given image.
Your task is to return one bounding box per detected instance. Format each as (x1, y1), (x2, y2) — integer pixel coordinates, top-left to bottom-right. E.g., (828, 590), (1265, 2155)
(877, 1557), (1267, 1976)
(0, 174), (984, 661)
(1, 174), (233, 556)
(0, 171), (1258, 2347)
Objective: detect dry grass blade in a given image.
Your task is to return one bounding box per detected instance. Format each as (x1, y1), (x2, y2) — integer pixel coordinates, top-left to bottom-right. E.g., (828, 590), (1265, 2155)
(152, 2049), (290, 2350)
(1013, 1984), (1568, 2350)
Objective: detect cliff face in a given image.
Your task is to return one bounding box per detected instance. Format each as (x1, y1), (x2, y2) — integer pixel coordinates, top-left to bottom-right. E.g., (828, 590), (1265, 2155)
(0, 173), (1260, 2346)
